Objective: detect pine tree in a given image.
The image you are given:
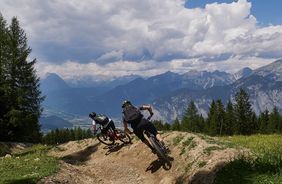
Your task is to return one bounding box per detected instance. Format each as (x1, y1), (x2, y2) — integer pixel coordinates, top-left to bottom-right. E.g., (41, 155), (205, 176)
(86, 129), (93, 138)
(4, 17), (44, 142)
(0, 14), (9, 140)
(153, 120), (164, 130)
(251, 111), (258, 134)
(206, 100), (217, 135)
(163, 123), (171, 130)
(225, 101), (235, 135)
(268, 107), (280, 133)
(215, 100), (225, 135)
(171, 118), (180, 131)
(233, 88), (254, 135)
(258, 109), (269, 134)
(181, 101), (200, 132)
(74, 127), (83, 140)
(198, 114), (205, 133)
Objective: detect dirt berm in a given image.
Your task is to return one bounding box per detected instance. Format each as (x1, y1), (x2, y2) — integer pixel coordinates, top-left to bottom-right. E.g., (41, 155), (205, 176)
(39, 131), (244, 184)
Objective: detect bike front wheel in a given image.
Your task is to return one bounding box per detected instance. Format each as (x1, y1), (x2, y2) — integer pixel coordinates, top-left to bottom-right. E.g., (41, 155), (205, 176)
(149, 136), (168, 161)
(97, 133), (115, 145)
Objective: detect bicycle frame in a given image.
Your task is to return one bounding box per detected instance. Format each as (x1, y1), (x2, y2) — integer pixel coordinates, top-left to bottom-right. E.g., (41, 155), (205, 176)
(97, 125), (117, 140)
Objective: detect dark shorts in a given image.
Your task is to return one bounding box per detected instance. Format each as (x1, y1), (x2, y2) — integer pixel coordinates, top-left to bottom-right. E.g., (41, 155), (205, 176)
(132, 118), (158, 141)
(102, 120), (116, 134)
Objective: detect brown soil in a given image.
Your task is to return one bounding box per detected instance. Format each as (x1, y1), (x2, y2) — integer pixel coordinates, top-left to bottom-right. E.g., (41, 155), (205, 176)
(39, 131), (243, 184)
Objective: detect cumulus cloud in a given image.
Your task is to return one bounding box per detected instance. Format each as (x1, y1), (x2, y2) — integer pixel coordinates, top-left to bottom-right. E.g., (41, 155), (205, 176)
(35, 56), (273, 80)
(1, 0), (282, 79)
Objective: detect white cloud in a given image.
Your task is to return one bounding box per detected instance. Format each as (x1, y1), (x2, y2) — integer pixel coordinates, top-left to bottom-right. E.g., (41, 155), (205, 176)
(1, 0), (282, 79)
(36, 56), (274, 80)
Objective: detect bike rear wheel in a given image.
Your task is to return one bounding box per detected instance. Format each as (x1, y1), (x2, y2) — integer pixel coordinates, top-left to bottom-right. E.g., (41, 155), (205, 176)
(97, 133), (115, 145)
(116, 128), (131, 144)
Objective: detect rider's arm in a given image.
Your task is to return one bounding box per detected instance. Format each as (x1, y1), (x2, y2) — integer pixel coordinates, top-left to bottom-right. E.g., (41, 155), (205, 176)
(92, 120), (97, 134)
(123, 116), (132, 134)
(140, 105), (154, 116)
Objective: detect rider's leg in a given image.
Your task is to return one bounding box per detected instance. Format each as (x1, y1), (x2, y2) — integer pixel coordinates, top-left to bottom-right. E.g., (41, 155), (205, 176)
(156, 133), (164, 142)
(110, 120), (121, 137)
(108, 120), (116, 130)
(144, 121), (163, 142)
(144, 122), (169, 151)
(133, 128), (155, 152)
(142, 138), (155, 151)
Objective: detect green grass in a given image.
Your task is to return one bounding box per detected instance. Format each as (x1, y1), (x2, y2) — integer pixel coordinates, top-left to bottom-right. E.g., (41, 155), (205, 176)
(214, 134), (282, 184)
(182, 137), (195, 147)
(0, 144), (59, 184)
(198, 161), (207, 168)
(197, 133), (234, 148)
(180, 137), (197, 155)
(173, 135), (184, 146)
(203, 146), (224, 155)
(185, 161), (194, 172)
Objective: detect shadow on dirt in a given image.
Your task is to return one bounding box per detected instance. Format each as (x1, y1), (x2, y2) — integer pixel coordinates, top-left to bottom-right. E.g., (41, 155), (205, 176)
(62, 143), (100, 165)
(146, 156), (174, 173)
(104, 142), (132, 156)
(175, 161), (227, 184)
(5, 178), (36, 184)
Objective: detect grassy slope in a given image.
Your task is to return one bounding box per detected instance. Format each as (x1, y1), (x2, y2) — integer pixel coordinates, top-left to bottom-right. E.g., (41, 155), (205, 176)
(0, 144), (59, 184)
(215, 134), (282, 184)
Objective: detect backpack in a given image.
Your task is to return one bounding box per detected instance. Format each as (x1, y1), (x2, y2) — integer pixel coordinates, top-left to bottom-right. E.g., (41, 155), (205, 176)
(95, 115), (109, 125)
(123, 105), (142, 123)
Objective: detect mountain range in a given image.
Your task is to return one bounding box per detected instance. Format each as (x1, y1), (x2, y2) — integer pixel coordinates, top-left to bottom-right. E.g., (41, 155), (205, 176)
(40, 59), (282, 125)
(153, 59), (282, 121)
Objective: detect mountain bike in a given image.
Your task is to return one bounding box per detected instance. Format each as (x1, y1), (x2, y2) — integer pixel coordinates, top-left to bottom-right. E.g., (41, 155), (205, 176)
(96, 125), (131, 146)
(145, 116), (170, 161)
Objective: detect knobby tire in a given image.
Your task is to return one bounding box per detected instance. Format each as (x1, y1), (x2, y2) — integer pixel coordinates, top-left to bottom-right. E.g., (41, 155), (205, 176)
(97, 133), (115, 145)
(149, 136), (168, 161)
(116, 128), (131, 144)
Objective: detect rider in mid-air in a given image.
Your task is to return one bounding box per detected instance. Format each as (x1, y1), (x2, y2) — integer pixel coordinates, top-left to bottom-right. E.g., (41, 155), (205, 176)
(89, 112), (119, 138)
(122, 100), (168, 153)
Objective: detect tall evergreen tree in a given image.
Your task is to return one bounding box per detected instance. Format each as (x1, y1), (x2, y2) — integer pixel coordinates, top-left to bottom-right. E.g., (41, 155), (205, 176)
(0, 14), (9, 140)
(181, 101), (200, 132)
(216, 100), (226, 135)
(4, 17), (44, 142)
(153, 120), (164, 130)
(225, 101), (235, 135)
(268, 107), (281, 133)
(251, 111), (258, 133)
(234, 88), (254, 135)
(258, 109), (269, 134)
(163, 123), (171, 131)
(198, 114), (205, 133)
(206, 100), (217, 135)
(171, 118), (180, 131)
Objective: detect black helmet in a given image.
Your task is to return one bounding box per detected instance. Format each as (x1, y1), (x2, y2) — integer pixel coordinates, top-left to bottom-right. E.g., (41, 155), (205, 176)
(122, 100), (131, 108)
(89, 112), (96, 118)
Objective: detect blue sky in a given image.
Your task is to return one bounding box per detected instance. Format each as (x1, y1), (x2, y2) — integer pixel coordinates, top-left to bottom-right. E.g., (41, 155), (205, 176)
(186, 0), (282, 25)
(1, 0), (282, 80)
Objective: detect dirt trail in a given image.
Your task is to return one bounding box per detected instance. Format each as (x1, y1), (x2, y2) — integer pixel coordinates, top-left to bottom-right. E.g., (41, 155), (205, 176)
(39, 131), (244, 184)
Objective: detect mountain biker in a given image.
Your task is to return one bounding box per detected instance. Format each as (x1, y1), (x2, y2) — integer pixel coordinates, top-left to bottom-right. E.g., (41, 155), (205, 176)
(122, 100), (168, 153)
(89, 112), (119, 138)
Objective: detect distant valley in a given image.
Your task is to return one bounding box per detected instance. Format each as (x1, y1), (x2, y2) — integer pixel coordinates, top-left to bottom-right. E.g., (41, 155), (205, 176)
(40, 59), (282, 129)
